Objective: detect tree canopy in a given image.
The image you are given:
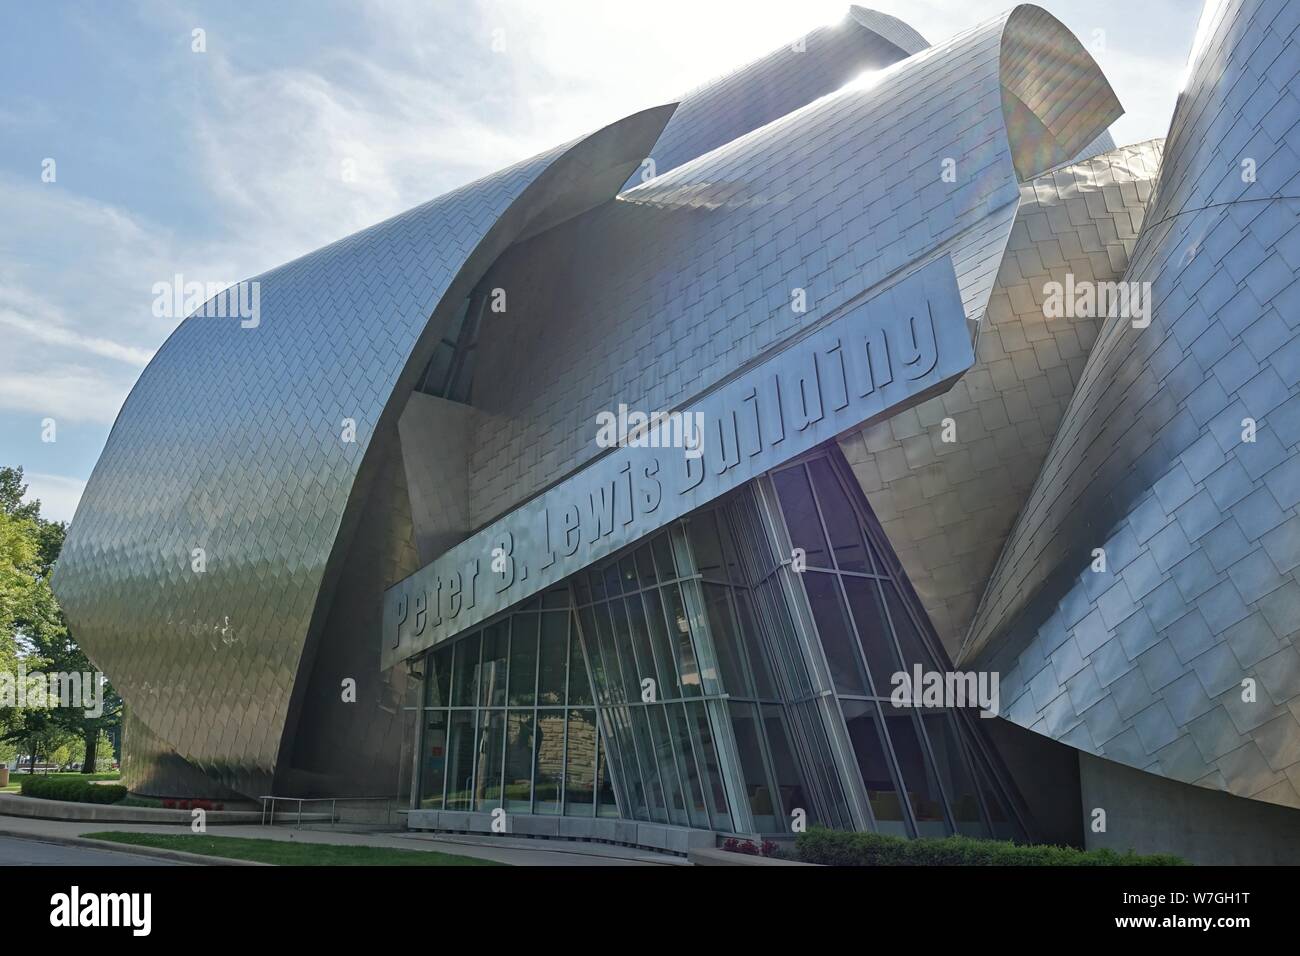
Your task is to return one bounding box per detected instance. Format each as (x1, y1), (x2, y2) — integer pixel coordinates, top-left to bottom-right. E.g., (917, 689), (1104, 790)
(0, 465), (120, 772)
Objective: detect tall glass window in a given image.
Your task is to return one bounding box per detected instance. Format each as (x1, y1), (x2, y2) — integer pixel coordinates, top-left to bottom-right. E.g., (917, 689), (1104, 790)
(769, 448), (1024, 841)
(412, 446), (1024, 843)
(417, 588), (618, 819)
(572, 528), (743, 832)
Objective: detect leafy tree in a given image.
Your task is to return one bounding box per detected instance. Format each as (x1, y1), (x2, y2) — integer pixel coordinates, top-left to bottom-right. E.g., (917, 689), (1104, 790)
(0, 511), (33, 660)
(0, 500), (40, 754)
(0, 466), (121, 774)
(0, 468), (40, 522)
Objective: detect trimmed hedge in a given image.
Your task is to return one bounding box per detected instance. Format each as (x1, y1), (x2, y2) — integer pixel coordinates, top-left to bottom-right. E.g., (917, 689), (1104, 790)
(794, 827), (1184, 866)
(20, 775), (128, 805)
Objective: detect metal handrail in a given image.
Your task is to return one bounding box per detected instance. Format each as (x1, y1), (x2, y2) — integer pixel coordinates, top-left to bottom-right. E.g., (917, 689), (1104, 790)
(258, 794), (398, 828)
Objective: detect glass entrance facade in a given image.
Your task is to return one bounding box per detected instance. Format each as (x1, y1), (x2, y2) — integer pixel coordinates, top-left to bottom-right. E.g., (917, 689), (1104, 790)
(417, 590), (618, 817)
(767, 452), (1022, 840)
(410, 444), (1027, 841)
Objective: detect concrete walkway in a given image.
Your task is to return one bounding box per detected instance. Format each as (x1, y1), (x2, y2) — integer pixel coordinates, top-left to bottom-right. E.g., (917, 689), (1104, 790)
(0, 814), (687, 867)
(0, 792), (305, 825)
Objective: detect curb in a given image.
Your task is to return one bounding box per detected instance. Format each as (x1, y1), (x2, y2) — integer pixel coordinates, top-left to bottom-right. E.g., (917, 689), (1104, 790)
(403, 831), (690, 865)
(0, 793), (326, 826)
(0, 828), (270, 866)
(688, 847), (815, 866)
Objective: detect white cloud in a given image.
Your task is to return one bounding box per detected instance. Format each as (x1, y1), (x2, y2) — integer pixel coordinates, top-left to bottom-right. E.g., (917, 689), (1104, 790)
(0, 173), (245, 341)
(0, 173), (248, 430)
(187, 54), (542, 272)
(3, 0), (1198, 490)
(22, 472), (87, 525)
(0, 305), (154, 367)
(0, 366), (131, 426)
(169, 0), (868, 275)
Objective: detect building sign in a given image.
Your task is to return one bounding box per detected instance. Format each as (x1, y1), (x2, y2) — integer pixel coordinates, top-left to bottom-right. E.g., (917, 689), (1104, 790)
(382, 255), (975, 668)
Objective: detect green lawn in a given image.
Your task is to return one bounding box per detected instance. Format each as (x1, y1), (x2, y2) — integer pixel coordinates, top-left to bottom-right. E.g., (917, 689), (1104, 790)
(2, 771), (120, 794)
(84, 832), (505, 866)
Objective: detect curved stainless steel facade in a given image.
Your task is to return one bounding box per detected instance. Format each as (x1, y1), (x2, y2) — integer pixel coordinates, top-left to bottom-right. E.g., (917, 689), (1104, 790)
(53, 110), (676, 796)
(55, 3), (1135, 817)
(964, 0), (1300, 810)
(460, 5), (1120, 542)
(840, 139), (1164, 656)
(621, 6), (928, 192)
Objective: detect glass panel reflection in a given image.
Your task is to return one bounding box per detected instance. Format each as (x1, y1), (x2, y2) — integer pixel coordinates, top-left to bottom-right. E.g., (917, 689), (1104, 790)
(771, 451), (1024, 842)
(479, 624), (507, 708)
(426, 647), (451, 708)
(507, 614), (538, 706)
(882, 581), (938, 672)
(843, 701), (908, 836)
(729, 700), (778, 832)
(688, 701), (731, 830)
(663, 584), (700, 695)
(473, 709), (505, 810)
(887, 714), (948, 836)
(687, 511), (727, 578)
(649, 705), (688, 826)
(410, 458), (1024, 845)
(419, 710), (448, 808)
(504, 710), (534, 813)
(771, 464), (830, 568)
(762, 704), (810, 822)
(564, 709), (597, 816)
(450, 634), (480, 707)
(971, 740), (1017, 840)
(444, 711), (476, 811)
(640, 589), (682, 700)
(803, 572), (870, 696)
(596, 731), (619, 818)
(924, 713), (987, 837)
(841, 576), (901, 693)
(537, 612), (568, 706)
(807, 456), (870, 573)
(568, 628), (593, 706)
(534, 710), (565, 815)
(667, 702), (710, 828)
(703, 583), (753, 697)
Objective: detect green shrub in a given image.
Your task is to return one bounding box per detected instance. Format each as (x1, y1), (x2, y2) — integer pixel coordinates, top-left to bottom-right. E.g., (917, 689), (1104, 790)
(20, 775), (128, 805)
(794, 826), (1184, 866)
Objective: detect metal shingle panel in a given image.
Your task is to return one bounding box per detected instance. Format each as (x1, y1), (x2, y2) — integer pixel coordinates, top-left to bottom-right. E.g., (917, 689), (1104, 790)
(966, 0), (1300, 811)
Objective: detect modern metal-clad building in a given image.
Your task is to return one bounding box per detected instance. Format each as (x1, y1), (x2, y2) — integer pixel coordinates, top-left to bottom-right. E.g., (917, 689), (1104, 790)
(53, 2), (1300, 862)
(962, 0), (1300, 860)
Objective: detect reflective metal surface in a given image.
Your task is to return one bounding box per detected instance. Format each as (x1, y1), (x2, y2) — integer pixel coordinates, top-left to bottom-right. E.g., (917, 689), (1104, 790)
(764, 450), (1028, 839)
(386, 258), (976, 664)
(54, 4), (1126, 803)
(841, 140), (1164, 656)
(621, 5), (928, 192)
(407, 461), (1028, 840)
(53, 108), (675, 796)
(463, 4), (1120, 536)
(965, 0), (1300, 809)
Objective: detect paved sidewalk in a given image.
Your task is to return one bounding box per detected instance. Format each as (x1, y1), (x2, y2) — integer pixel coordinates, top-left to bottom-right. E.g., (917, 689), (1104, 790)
(0, 792), (287, 825)
(0, 815), (687, 867)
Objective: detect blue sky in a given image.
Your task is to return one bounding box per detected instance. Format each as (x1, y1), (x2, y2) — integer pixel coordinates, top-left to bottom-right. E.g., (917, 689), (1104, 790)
(0, 0), (1202, 522)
